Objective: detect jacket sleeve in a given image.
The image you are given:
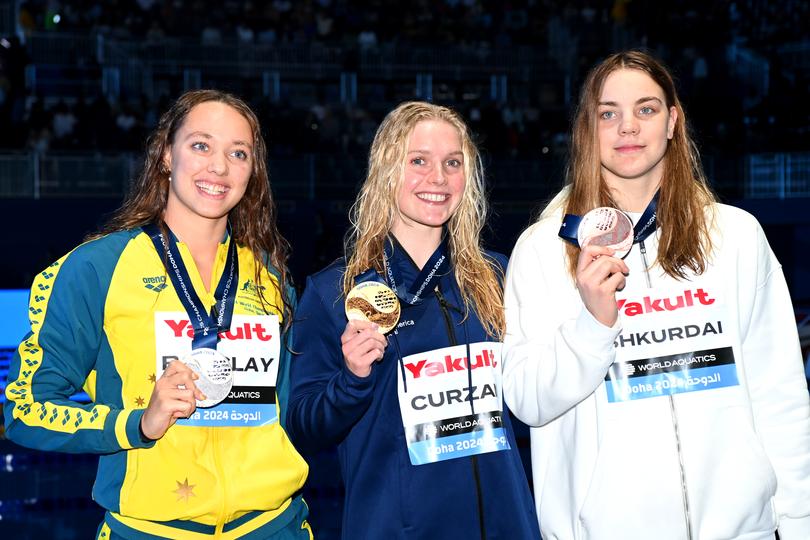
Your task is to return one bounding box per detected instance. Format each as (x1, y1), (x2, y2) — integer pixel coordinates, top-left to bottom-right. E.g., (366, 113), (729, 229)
(275, 281), (297, 432)
(285, 275), (376, 454)
(3, 242), (154, 454)
(742, 224), (810, 538)
(502, 226), (621, 427)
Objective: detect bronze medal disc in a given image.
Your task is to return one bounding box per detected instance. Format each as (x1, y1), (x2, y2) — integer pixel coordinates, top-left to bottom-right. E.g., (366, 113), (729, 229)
(577, 207), (634, 259)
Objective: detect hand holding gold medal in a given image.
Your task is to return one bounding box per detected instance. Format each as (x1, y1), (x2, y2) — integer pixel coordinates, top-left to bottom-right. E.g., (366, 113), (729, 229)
(341, 281), (399, 377)
(344, 281), (401, 334)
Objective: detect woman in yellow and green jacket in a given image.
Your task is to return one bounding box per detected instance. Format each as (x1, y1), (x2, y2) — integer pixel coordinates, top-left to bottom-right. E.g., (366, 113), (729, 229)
(4, 89), (310, 539)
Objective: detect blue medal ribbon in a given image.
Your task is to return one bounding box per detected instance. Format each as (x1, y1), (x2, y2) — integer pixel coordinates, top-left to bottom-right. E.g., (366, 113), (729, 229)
(383, 235), (450, 305)
(558, 190), (659, 247)
(143, 223), (239, 350)
(631, 191), (659, 244)
(353, 267), (383, 286)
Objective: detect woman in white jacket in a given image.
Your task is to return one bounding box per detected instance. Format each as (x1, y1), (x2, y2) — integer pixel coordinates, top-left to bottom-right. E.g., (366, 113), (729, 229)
(503, 50), (810, 540)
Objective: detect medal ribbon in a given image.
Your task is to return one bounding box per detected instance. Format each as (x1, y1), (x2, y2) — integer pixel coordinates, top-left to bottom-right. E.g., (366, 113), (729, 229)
(558, 190), (659, 247)
(382, 235), (450, 305)
(143, 223), (239, 350)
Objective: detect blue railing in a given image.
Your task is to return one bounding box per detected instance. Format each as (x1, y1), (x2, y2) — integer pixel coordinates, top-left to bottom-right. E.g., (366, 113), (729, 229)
(2, 151), (809, 201)
(24, 32), (557, 78)
(746, 153), (810, 198)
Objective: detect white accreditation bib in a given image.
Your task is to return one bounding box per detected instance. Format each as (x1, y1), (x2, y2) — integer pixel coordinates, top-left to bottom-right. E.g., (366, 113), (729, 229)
(154, 312), (281, 426)
(605, 284), (739, 402)
(398, 341), (510, 465)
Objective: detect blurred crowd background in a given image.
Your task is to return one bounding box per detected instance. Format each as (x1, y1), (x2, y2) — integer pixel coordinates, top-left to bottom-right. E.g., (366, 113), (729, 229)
(3, 1), (809, 160)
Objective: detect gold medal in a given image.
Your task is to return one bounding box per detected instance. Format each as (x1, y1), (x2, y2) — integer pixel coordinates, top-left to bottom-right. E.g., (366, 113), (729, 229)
(578, 207), (634, 259)
(345, 281), (401, 334)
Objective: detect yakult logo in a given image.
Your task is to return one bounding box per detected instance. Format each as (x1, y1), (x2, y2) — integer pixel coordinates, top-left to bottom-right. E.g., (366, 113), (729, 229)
(164, 319), (274, 341)
(617, 288), (715, 317)
(404, 349), (497, 379)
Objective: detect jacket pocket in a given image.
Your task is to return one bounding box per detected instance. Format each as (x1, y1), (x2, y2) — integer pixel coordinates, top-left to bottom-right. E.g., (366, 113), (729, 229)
(681, 404), (777, 538)
(577, 415), (691, 540)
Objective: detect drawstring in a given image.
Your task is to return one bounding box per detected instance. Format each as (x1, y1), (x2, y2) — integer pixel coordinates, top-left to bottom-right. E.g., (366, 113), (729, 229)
(391, 332), (407, 393)
(438, 289), (476, 416)
(463, 319), (474, 416)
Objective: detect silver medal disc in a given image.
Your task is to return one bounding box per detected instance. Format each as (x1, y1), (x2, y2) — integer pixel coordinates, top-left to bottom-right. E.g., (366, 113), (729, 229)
(180, 348), (233, 408)
(577, 207), (634, 259)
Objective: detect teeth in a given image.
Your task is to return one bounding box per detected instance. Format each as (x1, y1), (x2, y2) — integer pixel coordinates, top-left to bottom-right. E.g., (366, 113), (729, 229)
(196, 181), (228, 195)
(417, 193), (448, 202)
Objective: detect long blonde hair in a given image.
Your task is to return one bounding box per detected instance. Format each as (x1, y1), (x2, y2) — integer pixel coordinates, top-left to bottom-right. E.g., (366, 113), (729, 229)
(93, 89), (293, 325)
(343, 101), (505, 338)
(563, 50), (716, 279)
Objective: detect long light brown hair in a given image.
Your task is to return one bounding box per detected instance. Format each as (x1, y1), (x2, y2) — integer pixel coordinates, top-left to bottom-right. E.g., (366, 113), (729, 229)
(563, 50), (716, 279)
(342, 101), (505, 338)
(94, 89), (293, 324)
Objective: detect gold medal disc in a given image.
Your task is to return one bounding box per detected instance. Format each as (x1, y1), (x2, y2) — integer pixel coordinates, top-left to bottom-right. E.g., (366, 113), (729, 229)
(345, 281), (401, 334)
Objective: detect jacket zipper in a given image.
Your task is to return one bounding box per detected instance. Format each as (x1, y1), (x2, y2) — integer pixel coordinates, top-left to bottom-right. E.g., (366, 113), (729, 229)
(639, 241), (653, 289)
(212, 427), (228, 537)
(669, 395), (692, 540)
(435, 286), (486, 540)
(639, 240), (692, 539)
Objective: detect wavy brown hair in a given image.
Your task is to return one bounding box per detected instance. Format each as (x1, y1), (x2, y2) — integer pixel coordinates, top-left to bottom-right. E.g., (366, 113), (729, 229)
(562, 50), (716, 280)
(342, 101), (505, 338)
(93, 89), (293, 324)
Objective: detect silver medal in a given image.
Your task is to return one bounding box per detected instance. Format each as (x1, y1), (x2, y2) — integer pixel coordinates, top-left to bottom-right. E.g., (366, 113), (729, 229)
(180, 348), (233, 408)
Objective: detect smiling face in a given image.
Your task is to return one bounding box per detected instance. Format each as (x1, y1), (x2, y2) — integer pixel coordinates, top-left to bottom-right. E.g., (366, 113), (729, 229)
(597, 68), (678, 195)
(391, 119), (466, 243)
(163, 100), (254, 230)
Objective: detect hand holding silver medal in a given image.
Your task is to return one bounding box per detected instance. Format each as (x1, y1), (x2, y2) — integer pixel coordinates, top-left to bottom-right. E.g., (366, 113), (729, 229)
(144, 222), (237, 408)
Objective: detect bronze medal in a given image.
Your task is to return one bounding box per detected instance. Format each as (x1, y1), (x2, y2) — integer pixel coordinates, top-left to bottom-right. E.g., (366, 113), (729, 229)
(577, 207), (634, 259)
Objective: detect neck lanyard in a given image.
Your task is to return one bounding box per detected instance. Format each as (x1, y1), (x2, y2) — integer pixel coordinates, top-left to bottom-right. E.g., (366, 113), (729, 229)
(382, 235), (450, 305)
(143, 223), (238, 350)
(558, 190), (659, 247)
(631, 191), (658, 244)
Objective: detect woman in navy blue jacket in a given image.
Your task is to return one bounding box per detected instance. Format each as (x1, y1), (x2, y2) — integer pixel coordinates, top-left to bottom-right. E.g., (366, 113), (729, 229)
(287, 101), (540, 539)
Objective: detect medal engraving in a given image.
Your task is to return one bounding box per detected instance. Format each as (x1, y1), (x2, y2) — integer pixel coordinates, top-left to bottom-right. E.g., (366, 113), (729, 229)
(345, 281), (401, 334)
(181, 348), (233, 408)
(578, 207), (634, 259)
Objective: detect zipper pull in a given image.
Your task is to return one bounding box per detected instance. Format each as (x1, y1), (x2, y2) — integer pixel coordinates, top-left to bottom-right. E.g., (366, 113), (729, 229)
(434, 285), (447, 307)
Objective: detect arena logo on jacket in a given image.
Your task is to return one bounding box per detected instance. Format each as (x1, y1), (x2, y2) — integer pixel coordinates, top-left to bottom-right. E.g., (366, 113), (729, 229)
(154, 312), (280, 426)
(398, 342), (510, 465)
(605, 285), (739, 402)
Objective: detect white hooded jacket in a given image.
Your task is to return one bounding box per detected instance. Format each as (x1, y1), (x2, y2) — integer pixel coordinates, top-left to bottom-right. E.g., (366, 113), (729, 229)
(503, 195), (810, 540)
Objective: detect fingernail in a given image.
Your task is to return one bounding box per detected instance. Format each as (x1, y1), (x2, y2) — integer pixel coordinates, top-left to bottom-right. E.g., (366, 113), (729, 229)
(371, 323), (379, 331)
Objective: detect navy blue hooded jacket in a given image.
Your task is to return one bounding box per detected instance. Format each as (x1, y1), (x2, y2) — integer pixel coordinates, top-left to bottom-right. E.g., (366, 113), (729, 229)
(287, 242), (540, 539)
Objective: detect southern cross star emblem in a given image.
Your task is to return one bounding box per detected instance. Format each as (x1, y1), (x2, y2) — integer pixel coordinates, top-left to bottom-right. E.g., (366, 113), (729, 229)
(135, 396), (145, 407)
(148, 373), (156, 383)
(173, 478), (196, 502)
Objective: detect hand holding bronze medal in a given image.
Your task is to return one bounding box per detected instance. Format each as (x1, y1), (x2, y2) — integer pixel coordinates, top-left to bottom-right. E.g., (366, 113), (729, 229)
(345, 281), (401, 334)
(576, 207), (634, 259)
(558, 192), (659, 260)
